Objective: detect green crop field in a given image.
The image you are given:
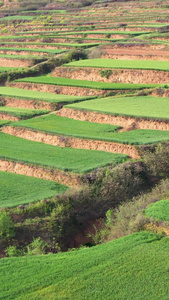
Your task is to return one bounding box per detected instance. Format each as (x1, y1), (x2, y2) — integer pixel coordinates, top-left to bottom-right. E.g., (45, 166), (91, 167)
(66, 96), (169, 120)
(12, 114), (119, 139)
(0, 16), (35, 21)
(0, 107), (49, 119)
(0, 42), (100, 48)
(0, 47), (66, 54)
(0, 87), (95, 104)
(0, 171), (68, 208)
(60, 30), (150, 36)
(0, 54), (45, 60)
(65, 58), (169, 72)
(0, 132), (128, 173)
(0, 120), (11, 127)
(16, 76), (158, 90)
(0, 67), (22, 72)
(12, 115), (169, 145)
(1, 232), (169, 299)
(145, 199), (169, 221)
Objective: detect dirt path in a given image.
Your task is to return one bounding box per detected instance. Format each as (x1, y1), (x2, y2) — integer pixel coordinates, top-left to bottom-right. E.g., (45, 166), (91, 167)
(2, 126), (140, 159)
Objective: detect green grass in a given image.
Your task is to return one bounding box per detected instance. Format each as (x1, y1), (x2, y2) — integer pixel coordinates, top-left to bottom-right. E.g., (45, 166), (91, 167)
(0, 16), (35, 21)
(60, 30), (150, 36)
(0, 87), (95, 104)
(0, 42), (100, 48)
(0, 171), (68, 208)
(0, 54), (45, 60)
(12, 114), (119, 139)
(0, 120), (11, 127)
(65, 58), (169, 72)
(16, 76), (158, 90)
(0, 47), (66, 54)
(0, 67), (22, 72)
(66, 96), (169, 121)
(0, 132), (128, 173)
(145, 199), (169, 221)
(12, 115), (169, 145)
(1, 232), (169, 299)
(0, 107), (49, 119)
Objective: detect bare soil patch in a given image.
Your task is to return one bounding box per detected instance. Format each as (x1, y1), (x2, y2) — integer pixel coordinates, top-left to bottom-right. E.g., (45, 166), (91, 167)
(2, 126), (139, 159)
(0, 159), (80, 188)
(0, 58), (30, 67)
(0, 113), (19, 121)
(1, 97), (55, 110)
(8, 82), (107, 97)
(57, 108), (169, 131)
(51, 67), (169, 84)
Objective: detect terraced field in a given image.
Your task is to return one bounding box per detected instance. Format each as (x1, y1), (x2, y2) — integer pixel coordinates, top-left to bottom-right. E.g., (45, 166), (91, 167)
(0, 171), (68, 208)
(0, 0), (169, 297)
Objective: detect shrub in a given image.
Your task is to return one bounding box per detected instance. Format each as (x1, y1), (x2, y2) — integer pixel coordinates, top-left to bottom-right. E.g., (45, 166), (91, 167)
(26, 238), (47, 255)
(5, 246), (24, 257)
(99, 69), (112, 79)
(0, 211), (15, 238)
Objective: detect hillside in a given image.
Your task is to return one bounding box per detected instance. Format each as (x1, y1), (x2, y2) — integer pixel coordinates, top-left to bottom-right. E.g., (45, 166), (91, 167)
(1, 231), (169, 300)
(0, 0), (169, 298)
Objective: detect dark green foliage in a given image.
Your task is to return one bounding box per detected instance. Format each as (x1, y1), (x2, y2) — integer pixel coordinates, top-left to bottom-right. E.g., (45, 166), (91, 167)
(0, 211), (15, 238)
(99, 69), (112, 79)
(0, 50), (88, 84)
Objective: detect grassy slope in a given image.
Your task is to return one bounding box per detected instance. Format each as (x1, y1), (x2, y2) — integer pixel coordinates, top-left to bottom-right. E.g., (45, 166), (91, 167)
(0, 171), (68, 208)
(12, 115), (169, 145)
(65, 58), (169, 71)
(1, 232), (169, 300)
(0, 132), (128, 173)
(0, 87), (95, 103)
(16, 76), (158, 90)
(66, 96), (169, 120)
(0, 120), (11, 126)
(0, 47), (66, 54)
(0, 67), (22, 72)
(145, 199), (169, 221)
(0, 107), (49, 119)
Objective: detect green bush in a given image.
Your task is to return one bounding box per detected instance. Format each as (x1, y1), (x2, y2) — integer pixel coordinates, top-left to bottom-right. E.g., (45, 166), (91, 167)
(5, 246), (24, 257)
(99, 69), (112, 79)
(0, 211), (15, 238)
(26, 238), (47, 255)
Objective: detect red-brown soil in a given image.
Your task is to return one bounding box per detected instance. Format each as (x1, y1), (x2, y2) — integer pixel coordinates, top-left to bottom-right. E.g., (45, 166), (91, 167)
(0, 58), (31, 67)
(0, 113), (19, 121)
(2, 126), (140, 159)
(8, 82), (107, 96)
(51, 67), (169, 84)
(1, 97), (55, 110)
(0, 159), (80, 188)
(57, 108), (169, 131)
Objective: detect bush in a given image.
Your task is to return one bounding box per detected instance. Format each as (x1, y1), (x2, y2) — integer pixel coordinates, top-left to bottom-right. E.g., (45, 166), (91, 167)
(99, 69), (112, 79)
(26, 238), (47, 255)
(5, 246), (24, 257)
(0, 211), (15, 238)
